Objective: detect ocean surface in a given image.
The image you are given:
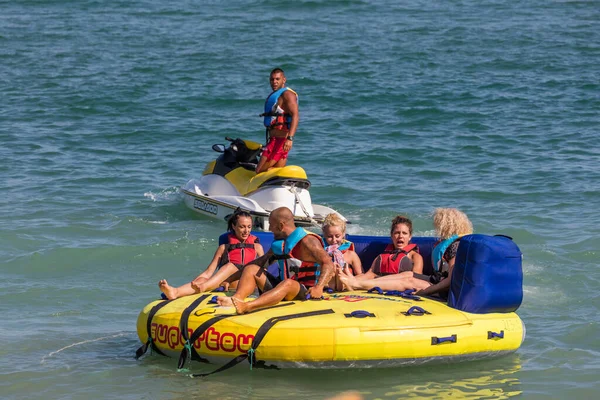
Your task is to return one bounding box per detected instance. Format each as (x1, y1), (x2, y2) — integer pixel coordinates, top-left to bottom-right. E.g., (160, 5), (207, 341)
(2, 0), (599, 398)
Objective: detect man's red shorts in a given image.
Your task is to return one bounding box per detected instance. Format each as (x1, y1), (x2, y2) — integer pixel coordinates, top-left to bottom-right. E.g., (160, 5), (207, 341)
(262, 137), (289, 162)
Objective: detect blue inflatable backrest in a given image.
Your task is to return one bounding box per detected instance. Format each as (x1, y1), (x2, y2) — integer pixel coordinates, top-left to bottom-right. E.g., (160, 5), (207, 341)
(219, 232), (437, 275)
(340, 235), (437, 275)
(448, 234), (523, 314)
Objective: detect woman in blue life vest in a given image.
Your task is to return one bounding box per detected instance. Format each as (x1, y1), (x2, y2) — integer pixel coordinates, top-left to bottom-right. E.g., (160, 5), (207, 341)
(158, 210), (264, 300)
(340, 208), (473, 299)
(321, 213), (363, 291)
(413, 208), (473, 298)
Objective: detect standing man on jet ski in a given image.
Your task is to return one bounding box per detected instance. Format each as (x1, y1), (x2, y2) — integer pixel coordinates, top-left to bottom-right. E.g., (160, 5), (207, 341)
(256, 68), (299, 173)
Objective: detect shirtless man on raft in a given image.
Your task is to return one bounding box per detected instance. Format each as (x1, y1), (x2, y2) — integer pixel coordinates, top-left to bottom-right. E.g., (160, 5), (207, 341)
(217, 207), (335, 314)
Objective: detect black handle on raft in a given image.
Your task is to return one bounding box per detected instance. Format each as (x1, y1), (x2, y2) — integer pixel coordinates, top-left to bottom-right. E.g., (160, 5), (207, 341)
(488, 330), (505, 339)
(191, 308), (335, 378)
(135, 299), (174, 360)
(431, 334), (457, 345)
(305, 293), (324, 300)
(367, 287), (383, 295)
(135, 340), (150, 360)
(344, 310), (375, 318)
(403, 306), (430, 316)
(177, 344), (191, 370)
(381, 290), (422, 301)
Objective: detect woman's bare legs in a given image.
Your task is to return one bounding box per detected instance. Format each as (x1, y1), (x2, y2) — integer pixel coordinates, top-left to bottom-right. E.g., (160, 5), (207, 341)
(158, 279), (199, 300)
(191, 263), (241, 293)
(158, 263), (242, 300)
(339, 269), (431, 292)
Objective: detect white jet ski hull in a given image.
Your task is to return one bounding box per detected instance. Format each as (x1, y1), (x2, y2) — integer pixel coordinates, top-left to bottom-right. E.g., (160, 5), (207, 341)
(181, 177), (341, 230)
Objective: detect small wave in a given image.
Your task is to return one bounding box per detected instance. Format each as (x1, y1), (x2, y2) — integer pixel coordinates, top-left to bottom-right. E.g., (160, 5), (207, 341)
(144, 192), (158, 201)
(51, 310), (82, 317)
(40, 332), (128, 364)
(143, 186), (180, 202)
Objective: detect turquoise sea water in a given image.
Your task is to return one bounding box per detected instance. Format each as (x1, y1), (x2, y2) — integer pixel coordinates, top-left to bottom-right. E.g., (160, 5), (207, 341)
(2, 1), (599, 398)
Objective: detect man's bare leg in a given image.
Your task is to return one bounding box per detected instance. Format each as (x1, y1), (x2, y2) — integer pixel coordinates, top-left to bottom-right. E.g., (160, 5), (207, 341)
(217, 265), (266, 308)
(256, 156), (277, 174)
(256, 155), (287, 173)
(232, 279), (301, 314)
(273, 158), (287, 168)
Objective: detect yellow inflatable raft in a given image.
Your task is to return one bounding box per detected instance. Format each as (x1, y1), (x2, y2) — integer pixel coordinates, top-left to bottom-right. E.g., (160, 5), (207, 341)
(136, 290), (525, 370)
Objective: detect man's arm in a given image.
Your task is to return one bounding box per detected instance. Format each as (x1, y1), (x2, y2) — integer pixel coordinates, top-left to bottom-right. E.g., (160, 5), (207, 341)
(301, 236), (334, 291)
(281, 91), (299, 152)
(282, 90), (299, 138)
(243, 249), (274, 270)
(416, 258), (454, 296)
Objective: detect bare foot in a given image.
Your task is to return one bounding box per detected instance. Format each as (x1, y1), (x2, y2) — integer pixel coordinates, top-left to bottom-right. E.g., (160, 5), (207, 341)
(158, 279), (178, 300)
(338, 269), (359, 291)
(216, 296), (248, 314)
(217, 296), (234, 307)
(190, 281), (204, 293)
(231, 297), (249, 314)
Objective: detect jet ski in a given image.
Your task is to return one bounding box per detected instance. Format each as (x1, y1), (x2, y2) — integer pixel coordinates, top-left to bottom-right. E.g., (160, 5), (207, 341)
(181, 137), (346, 230)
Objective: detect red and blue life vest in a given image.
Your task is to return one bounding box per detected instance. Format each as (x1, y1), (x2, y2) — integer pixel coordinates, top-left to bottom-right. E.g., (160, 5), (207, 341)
(337, 240), (355, 253)
(263, 87), (298, 131)
(271, 227), (324, 288)
(326, 240), (355, 268)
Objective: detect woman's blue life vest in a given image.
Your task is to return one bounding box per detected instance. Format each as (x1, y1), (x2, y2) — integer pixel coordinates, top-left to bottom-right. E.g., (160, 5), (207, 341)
(378, 243), (419, 275)
(325, 240), (355, 269)
(337, 240), (354, 253)
(431, 234), (461, 273)
(271, 227), (324, 287)
(263, 87), (298, 130)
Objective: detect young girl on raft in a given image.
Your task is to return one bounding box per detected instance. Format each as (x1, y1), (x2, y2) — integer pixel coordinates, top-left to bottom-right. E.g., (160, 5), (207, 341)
(158, 210), (264, 300)
(321, 213), (363, 291)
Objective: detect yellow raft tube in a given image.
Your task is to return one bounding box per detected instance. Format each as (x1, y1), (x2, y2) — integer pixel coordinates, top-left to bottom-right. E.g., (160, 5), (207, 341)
(136, 290), (524, 369)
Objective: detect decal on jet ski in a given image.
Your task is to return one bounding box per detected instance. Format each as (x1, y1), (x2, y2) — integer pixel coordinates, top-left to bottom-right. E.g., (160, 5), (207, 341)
(193, 199), (218, 215)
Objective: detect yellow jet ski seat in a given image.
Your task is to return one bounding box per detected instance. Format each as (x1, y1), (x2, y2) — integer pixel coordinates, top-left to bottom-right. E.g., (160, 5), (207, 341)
(246, 166), (310, 195)
(202, 138), (310, 196)
(223, 165), (309, 196)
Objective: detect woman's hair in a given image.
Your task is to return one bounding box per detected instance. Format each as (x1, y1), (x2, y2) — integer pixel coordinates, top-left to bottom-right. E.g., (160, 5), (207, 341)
(432, 208), (473, 239)
(390, 215), (413, 235)
(322, 213), (347, 233)
(227, 209), (253, 232)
